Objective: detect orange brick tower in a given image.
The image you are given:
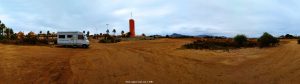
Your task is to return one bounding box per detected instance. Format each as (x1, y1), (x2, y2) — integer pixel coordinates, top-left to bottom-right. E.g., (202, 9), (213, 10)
(129, 15), (135, 37)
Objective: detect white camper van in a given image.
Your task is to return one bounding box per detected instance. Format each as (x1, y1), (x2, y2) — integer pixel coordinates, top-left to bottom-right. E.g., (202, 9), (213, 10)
(57, 31), (89, 48)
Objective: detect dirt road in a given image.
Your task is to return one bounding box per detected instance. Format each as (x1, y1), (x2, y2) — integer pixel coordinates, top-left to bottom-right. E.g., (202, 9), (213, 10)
(0, 39), (300, 84)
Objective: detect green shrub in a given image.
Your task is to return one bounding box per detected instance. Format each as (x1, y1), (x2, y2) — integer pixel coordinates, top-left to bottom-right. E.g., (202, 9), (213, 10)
(24, 37), (37, 44)
(298, 38), (300, 44)
(99, 35), (121, 43)
(0, 35), (4, 40)
(10, 34), (18, 40)
(257, 32), (279, 48)
(233, 34), (248, 47)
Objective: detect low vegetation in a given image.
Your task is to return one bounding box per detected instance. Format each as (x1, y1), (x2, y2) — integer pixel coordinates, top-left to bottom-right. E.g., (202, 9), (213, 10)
(99, 35), (121, 43)
(257, 32), (279, 48)
(233, 34), (248, 47)
(183, 39), (236, 50)
(184, 32), (279, 50)
(96, 29), (155, 43)
(279, 34), (298, 39)
(183, 38), (257, 50)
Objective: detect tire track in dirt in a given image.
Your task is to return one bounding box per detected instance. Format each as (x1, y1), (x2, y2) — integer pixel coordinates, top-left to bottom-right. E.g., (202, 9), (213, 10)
(122, 45), (216, 83)
(229, 40), (300, 83)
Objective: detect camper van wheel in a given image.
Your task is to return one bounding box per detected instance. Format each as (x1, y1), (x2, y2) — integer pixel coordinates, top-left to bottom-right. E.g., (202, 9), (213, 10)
(82, 44), (88, 48)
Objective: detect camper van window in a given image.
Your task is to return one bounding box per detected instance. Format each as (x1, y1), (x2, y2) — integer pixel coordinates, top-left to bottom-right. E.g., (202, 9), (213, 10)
(67, 35), (73, 38)
(59, 35), (65, 38)
(78, 35), (84, 40)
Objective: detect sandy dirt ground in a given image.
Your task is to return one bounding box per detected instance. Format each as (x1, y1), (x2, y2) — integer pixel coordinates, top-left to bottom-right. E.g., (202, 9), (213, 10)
(0, 38), (300, 84)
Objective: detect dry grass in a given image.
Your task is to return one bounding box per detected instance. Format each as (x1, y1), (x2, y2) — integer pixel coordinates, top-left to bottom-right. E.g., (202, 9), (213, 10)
(0, 39), (299, 84)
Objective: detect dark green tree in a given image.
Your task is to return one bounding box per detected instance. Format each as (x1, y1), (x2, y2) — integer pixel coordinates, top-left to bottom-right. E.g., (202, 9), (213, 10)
(4, 28), (13, 39)
(126, 32), (131, 38)
(257, 32), (279, 48)
(9, 28), (14, 34)
(166, 35), (170, 38)
(106, 29), (109, 35)
(0, 20), (1, 36)
(121, 30), (125, 37)
(46, 30), (50, 40)
(11, 33), (17, 40)
(0, 23), (6, 36)
(112, 29), (116, 36)
(233, 34), (248, 47)
(285, 34), (295, 39)
(86, 31), (90, 37)
(141, 33), (146, 37)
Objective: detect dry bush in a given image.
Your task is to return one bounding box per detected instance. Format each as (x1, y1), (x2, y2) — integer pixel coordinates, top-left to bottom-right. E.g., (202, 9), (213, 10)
(17, 32), (25, 40)
(183, 38), (258, 50)
(24, 31), (37, 44)
(99, 35), (121, 43)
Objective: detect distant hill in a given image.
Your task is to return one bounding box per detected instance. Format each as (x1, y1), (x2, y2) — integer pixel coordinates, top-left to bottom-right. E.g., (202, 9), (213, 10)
(195, 35), (212, 38)
(168, 33), (227, 38)
(170, 33), (193, 38)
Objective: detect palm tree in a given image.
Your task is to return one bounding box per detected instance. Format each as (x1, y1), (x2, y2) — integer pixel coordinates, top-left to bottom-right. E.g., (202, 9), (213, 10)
(106, 29), (109, 35)
(39, 31), (42, 40)
(99, 33), (103, 39)
(4, 28), (10, 39)
(87, 31), (90, 37)
(9, 29), (13, 35)
(10, 29), (14, 39)
(142, 33), (146, 37)
(47, 30), (50, 40)
(112, 29), (116, 36)
(121, 30), (125, 37)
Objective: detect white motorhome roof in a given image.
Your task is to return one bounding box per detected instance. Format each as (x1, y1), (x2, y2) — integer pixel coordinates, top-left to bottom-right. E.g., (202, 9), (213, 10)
(57, 31), (84, 35)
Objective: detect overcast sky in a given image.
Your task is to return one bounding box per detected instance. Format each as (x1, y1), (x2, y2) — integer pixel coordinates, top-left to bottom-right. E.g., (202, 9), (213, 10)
(1, 0), (300, 37)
